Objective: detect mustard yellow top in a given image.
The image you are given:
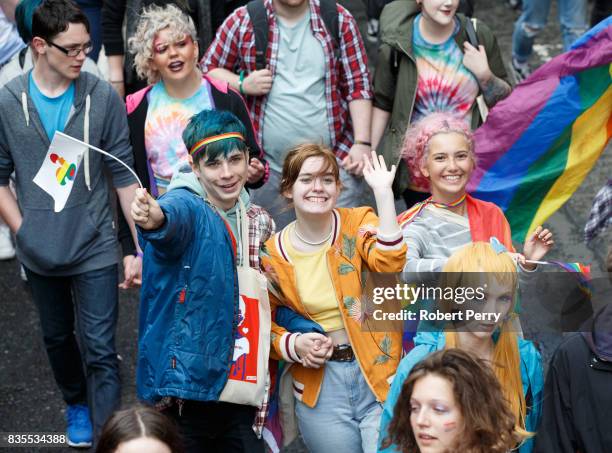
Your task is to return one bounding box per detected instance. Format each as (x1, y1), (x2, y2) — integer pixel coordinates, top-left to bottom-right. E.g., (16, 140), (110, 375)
(283, 224), (344, 332)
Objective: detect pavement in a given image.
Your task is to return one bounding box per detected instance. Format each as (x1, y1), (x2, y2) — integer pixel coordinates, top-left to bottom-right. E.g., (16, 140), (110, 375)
(0, 1), (609, 452)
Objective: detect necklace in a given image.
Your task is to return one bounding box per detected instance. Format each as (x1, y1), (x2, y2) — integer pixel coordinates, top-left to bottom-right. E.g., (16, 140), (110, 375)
(293, 224), (333, 246)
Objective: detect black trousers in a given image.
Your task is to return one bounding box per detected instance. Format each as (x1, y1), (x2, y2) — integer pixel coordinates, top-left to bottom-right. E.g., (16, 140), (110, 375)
(163, 401), (264, 453)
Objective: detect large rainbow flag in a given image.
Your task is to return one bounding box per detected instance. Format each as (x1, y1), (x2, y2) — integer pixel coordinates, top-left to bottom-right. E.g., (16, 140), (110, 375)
(468, 17), (612, 243)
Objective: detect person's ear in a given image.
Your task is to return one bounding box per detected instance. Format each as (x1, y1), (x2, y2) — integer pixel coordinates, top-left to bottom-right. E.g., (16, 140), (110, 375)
(193, 40), (199, 63)
(31, 37), (47, 56)
(420, 161), (430, 179)
(188, 154), (199, 174)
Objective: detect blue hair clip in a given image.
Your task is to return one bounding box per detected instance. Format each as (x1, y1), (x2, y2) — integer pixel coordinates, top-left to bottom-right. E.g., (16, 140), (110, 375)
(489, 236), (507, 254)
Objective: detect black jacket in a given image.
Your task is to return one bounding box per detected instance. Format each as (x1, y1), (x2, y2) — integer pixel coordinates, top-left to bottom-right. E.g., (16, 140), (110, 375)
(534, 304), (612, 453)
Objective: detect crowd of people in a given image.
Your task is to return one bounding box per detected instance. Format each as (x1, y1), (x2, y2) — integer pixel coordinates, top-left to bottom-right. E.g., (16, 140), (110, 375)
(0, 0), (609, 452)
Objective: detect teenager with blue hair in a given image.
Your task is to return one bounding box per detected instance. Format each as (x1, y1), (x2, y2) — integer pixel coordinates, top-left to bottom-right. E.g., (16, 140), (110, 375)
(131, 109), (274, 453)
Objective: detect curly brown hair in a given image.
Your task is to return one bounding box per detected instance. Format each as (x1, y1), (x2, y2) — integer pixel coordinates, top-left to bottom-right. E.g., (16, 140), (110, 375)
(382, 349), (523, 453)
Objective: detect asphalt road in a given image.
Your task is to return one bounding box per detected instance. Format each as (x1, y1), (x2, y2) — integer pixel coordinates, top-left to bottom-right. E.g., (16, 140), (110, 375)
(0, 1), (609, 452)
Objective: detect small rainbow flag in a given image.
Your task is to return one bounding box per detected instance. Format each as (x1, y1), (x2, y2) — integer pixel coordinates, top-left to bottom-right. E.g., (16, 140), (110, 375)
(468, 17), (612, 243)
(550, 261), (592, 297)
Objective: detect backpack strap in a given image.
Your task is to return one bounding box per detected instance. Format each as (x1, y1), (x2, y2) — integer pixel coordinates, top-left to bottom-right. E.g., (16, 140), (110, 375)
(18, 46), (28, 70)
(247, 0), (340, 70)
(247, 0), (269, 70)
(319, 0), (340, 60)
(465, 16), (479, 48)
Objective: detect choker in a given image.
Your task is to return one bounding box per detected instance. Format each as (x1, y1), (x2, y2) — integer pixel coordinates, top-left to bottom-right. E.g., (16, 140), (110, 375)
(293, 224), (333, 246)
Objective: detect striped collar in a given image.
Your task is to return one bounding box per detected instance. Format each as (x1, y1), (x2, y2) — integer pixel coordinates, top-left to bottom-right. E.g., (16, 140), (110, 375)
(275, 209), (341, 263)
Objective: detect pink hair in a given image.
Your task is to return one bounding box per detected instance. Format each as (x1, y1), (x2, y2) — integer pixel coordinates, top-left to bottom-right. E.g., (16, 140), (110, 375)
(400, 112), (475, 191)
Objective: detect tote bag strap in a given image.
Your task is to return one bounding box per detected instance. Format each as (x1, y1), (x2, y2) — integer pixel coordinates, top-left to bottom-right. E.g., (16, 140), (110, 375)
(236, 198), (250, 268)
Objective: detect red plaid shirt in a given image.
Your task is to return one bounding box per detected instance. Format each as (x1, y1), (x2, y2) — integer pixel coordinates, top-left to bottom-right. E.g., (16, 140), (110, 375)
(202, 0), (372, 160)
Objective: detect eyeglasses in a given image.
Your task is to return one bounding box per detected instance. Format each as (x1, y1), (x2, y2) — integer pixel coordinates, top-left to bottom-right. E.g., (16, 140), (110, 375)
(47, 40), (93, 57)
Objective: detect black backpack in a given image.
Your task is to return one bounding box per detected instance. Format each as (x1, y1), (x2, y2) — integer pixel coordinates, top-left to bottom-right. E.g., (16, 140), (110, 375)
(246, 0), (340, 70)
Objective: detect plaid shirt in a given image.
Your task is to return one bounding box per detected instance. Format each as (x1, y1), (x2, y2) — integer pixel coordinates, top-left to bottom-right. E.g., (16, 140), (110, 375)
(585, 180), (611, 243)
(202, 0), (372, 160)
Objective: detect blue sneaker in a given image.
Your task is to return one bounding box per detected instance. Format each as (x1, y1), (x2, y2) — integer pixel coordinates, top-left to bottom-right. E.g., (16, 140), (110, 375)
(65, 404), (93, 448)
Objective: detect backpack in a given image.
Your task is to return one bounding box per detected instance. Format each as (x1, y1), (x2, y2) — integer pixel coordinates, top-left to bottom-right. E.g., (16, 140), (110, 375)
(246, 0), (340, 70)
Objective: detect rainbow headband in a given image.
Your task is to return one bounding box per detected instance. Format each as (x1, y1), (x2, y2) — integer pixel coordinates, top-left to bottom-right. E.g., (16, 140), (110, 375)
(189, 132), (245, 157)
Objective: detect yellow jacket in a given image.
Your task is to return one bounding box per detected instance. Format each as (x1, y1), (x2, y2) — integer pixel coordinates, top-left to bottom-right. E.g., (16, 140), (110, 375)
(261, 207), (406, 407)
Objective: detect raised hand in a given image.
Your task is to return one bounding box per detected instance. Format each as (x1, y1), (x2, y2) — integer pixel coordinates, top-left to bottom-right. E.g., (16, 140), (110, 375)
(363, 151), (396, 195)
(131, 188), (165, 230)
(523, 226), (554, 261)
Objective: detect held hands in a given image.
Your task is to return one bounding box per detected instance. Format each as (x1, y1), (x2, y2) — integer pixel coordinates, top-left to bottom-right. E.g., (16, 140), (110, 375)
(247, 157), (266, 184)
(119, 254), (142, 289)
(295, 333), (333, 369)
(341, 143), (369, 176)
(462, 42), (493, 83)
(242, 69), (273, 96)
(363, 151), (396, 195)
(131, 188), (165, 230)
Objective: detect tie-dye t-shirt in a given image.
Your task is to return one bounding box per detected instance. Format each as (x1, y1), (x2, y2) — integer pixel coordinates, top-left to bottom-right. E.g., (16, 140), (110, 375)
(145, 79), (213, 189)
(411, 15), (479, 123)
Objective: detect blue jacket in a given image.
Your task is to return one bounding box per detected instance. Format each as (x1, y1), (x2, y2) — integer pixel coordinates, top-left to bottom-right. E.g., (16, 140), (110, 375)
(378, 331), (544, 453)
(136, 187), (239, 403)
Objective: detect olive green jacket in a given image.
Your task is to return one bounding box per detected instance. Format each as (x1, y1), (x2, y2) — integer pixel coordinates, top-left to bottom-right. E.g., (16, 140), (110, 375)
(373, 0), (511, 196)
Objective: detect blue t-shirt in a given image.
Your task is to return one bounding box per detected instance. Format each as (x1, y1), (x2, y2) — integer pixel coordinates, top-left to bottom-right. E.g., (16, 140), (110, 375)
(29, 73), (75, 141)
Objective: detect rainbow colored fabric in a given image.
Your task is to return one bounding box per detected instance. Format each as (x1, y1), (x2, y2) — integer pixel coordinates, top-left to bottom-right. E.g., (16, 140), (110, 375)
(549, 261), (592, 297)
(468, 17), (612, 243)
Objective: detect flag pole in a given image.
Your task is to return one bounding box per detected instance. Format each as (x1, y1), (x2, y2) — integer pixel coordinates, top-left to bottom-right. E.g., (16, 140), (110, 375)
(56, 131), (144, 189)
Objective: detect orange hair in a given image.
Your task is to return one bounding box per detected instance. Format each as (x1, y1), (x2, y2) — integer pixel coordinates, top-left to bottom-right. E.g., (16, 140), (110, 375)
(441, 242), (531, 440)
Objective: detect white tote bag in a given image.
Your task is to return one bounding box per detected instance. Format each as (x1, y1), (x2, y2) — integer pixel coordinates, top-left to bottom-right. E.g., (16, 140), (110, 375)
(219, 199), (271, 406)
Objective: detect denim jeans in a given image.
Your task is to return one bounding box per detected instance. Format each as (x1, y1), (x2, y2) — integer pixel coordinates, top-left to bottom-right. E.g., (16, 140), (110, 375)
(512, 0), (588, 62)
(250, 164), (368, 230)
(295, 360), (382, 453)
(163, 400), (264, 453)
(25, 264), (120, 439)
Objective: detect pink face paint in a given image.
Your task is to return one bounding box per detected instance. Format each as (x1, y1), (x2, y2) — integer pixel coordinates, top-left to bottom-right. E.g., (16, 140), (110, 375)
(442, 421), (457, 432)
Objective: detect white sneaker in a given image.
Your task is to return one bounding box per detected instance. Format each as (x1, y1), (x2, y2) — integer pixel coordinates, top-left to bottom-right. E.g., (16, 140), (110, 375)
(0, 224), (15, 260)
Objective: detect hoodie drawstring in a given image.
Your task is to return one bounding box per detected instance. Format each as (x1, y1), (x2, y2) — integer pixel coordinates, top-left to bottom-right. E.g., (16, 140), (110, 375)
(21, 92), (29, 126)
(84, 94), (91, 191)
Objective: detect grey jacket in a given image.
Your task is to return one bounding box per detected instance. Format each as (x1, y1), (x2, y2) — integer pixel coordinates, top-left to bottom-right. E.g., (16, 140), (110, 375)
(0, 71), (135, 276)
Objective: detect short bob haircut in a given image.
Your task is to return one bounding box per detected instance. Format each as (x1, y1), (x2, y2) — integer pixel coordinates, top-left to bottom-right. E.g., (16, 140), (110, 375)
(401, 112), (475, 191)
(383, 348), (523, 453)
(29, 0), (89, 43)
(182, 109), (248, 166)
(95, 405), (184, 453)
(280, 143), (341, 196)
(128, 3), (197, 84)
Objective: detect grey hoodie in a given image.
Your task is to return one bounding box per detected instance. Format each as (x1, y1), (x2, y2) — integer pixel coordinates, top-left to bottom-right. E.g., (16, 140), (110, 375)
(0, 71), (135, 276)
